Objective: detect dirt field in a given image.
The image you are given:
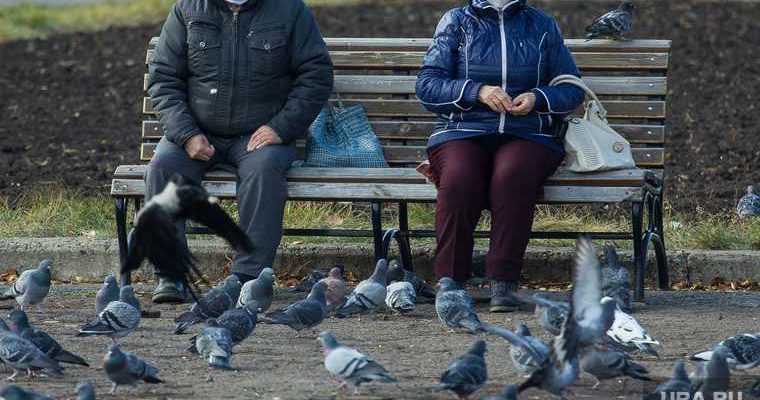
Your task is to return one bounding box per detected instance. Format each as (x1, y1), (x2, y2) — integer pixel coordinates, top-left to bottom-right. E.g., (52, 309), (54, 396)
(1, 0), (759, 213)
(0, 284), (756, 400)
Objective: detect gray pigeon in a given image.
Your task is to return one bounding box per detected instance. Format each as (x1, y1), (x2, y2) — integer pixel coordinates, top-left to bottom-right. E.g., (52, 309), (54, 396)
(479, 385), (518, 400)
(103, 343), (162, 394)
(435, 277), (484, 334)
(96, 274), (120, 315)
(737, 185), (760, 218)
(119, 285), (141, 312)
(690, 332), (760, 370)
(189, 300), (258, 351)
(192, 319), (234, 370)
(644, 360), (692, 400)
(690, 345), (731, 397)
(436, 340), (488, 400)
(8, 310), (88, 367)
(335, 259), (388, 317)
(580, 344), (651, 388)
(530, 294), (569, 336)
(0, 328), (63, 380)
(320, 267), (347, 310)
(387, 260), (437, 298)
(0, 260), (53, 312)
(0, 385), (54, 400)
(77, 287), (141, 342)
(317, 331), (396, 395)
(385, 279), (416, 313)
(174, 275), (241, 334)
(506, 323), (551, 375)
(600, 245), (631, 313)
(75, 380), (96, 400)
(260, 281), (327, 333)
(585, 2), (635, 41)
(236, 267), (274, 312)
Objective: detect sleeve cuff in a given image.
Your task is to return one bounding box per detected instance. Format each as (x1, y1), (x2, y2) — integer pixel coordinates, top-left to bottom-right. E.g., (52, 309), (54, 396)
(267, 119), (294, 144)
(531, 88), (549, 113)
(458, 80), (483, 109)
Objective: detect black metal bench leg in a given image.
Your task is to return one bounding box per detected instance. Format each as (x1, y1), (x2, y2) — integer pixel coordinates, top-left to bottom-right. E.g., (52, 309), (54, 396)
(371, 202), (383, 261)
(652, 193), (669, 291)
(631, 201), (646, 302)
(381, 228), (414, 272)
(114, 198), (131, 286)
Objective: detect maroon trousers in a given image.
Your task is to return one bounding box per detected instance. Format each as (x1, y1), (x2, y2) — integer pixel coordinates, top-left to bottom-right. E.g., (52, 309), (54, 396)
(428, 136), (564, 282)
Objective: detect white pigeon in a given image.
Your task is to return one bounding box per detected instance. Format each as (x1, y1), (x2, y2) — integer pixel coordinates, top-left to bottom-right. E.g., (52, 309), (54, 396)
(605, 297), (660, 357)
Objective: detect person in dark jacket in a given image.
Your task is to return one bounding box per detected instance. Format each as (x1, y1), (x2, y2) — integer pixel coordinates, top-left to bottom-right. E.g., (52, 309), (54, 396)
(416, 0), (584, 312)
(146, 0), (333, 303)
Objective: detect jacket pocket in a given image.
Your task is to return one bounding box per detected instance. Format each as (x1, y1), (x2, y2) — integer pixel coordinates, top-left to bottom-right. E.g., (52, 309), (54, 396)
(187, 20), (221, 76)
(247, 25), (288, 77)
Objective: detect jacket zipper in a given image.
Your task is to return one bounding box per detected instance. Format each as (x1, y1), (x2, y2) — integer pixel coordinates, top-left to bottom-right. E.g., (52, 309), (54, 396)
(228, 11), (239, 134)
(498, 9), (507, 133)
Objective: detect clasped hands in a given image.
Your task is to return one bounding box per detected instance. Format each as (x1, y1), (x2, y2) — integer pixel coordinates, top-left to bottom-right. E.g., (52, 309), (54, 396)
(477, 85), (536, 116)
(184, 125), (282, 161)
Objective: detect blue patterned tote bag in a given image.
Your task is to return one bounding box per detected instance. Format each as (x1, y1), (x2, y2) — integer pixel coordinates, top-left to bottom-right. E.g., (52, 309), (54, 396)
(304, 99), (388, 168)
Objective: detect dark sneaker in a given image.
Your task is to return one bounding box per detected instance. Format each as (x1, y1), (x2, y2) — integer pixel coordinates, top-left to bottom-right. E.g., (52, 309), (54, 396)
(152, 278), (188, 304)
(489, 280), (520, 312)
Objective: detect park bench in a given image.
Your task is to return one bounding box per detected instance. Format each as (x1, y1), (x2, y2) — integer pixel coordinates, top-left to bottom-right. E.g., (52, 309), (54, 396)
(112, 36), (671, 301)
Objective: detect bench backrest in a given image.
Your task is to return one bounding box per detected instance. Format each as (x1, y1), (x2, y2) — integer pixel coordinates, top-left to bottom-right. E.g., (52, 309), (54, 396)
(141, 37), (671, 171)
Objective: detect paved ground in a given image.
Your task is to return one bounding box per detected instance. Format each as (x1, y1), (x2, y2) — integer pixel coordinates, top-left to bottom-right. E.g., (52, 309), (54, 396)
(0, 284), (757, 399)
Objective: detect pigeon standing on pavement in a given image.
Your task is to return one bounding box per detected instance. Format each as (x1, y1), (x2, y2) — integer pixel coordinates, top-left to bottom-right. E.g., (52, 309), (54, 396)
(480, 385), (518, 400)
(385, 278), (416, 313)
(236, 268), (274, 312)
(600, 245), (631, 313)
(174, 275), (241, 334)
(435, 277), (484, 334)
(335, 259), (388, 317)
(8, 310), (89, 367)
(585, 2), (635, 41)
(644, 360), (692, 400)
(119, 285), (141, 312)
(690, 345), (731, 397)
(580, 344), (651, 388)
(0, 328), (64, 380)
(0, 260), (53, 312)
(737, 185), (760, 218)
(690, 332), (760, 370)
(605, 298), (660, 357)
(436, 340), (488, 400)
(103, 343), (162, 394)
(191, 319), (234, 370)
(386, 260), (437, 298)
(121, 174), (254, 299)
(317, 331), (396, 395)
(96, 274), (120, 315)
(189, 300), (258, 350)
(320, 267), (347, 310)
(260, 281), (327, 333)
(75, 380), (96, 400)
(77, 286), (141, 343)
(0, 385), (54, 400)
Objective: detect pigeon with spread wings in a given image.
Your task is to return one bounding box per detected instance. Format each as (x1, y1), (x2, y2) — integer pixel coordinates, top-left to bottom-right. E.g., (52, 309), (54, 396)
(121, 174), (254, 299)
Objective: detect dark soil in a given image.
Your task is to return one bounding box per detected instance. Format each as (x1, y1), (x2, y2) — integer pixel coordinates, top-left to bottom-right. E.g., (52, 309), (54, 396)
(1, 1), (759, 213)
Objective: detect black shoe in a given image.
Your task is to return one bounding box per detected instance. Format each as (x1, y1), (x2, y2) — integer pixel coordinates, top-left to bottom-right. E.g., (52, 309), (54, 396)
(489, 280), (520, 312)
(152, 278), (188, 304)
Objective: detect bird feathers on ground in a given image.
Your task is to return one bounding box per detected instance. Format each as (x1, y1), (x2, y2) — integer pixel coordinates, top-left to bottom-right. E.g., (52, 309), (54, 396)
(437, 340), (488, 400)
(174, 275), (241, 334)
(335, 259), (388, 317)
(690, 332), (760, 370)
(585, 1), (635, 41)
(318, 331), (396, 395)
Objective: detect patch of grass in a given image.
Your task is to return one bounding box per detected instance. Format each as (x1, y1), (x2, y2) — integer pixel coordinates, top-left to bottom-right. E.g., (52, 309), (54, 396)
(2, 187), (760, 251)
(0, 0), (365, 41)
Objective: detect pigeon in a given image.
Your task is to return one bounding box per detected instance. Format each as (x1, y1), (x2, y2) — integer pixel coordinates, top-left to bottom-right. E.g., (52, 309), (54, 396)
(75, 380), (96, 400)
(317, 331), (396, 395)
(479, 385), (518, 400)
(644, 360), (692, 400)
(437, 340), (488, 400)
(435, 277), (484, 333)
(580, 344), (651, 388)
(121, 174), (254, 299)
(690, 345), (731, 397)
(0, 260), (53, 312)
(748, 380), (760, 397)
(288, 265), (341, 293)
(95, 274), (120, 315)
(604, 298), (659, 357)
(8, 310), (89, 367)
(191, 319), (234, 370)
(0, 385), (54, 400)
(385, 278), (416, 313)
(320, 267), (347, 310)
(335, 259), (388, 317)
(737, 185), (760, 218)
(690, 333), (760, 370)
(503, 322), (551, 376)
(531, 295), (569, 336)
(103, 343), (162, 394)
(600, 245), (631, 313)
(77, 286), (141, 343)
(174, 275), (241, 334)
(189, 300), (258, 351)
(585, 2), (635, 41)
(236, 267), (274, 312)
(260, 281), (327, 333)
(386, 260), (437, 298)
(0, 328), (64, 380)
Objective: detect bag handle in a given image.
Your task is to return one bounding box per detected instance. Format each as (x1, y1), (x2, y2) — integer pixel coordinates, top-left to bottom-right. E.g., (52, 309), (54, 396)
(548, 74), (607, 118)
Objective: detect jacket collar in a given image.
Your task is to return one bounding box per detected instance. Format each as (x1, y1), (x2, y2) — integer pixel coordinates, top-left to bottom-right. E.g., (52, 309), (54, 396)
(212, 0), (257, 12)
(469, 0), (525, 17)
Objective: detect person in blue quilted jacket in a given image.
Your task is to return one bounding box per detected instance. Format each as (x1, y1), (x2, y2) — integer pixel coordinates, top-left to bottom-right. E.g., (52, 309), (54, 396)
(416, 0), (585, 312)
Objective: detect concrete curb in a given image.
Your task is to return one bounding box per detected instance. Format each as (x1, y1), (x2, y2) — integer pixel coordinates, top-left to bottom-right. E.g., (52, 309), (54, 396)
(0, 237), (758, 283)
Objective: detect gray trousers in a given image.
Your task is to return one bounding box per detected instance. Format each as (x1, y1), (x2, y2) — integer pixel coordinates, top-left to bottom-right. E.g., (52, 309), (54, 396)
(144, 135), (296, 278)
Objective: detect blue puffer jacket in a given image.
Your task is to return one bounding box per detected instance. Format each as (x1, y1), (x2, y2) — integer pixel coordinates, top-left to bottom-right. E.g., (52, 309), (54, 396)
(416, 0), (585, 152)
